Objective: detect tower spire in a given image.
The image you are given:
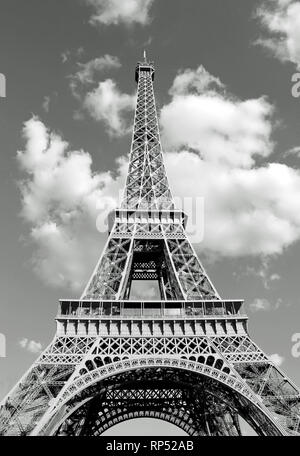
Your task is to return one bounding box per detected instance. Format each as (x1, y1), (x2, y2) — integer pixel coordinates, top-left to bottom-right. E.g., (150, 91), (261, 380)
(125, 54), (172, 210)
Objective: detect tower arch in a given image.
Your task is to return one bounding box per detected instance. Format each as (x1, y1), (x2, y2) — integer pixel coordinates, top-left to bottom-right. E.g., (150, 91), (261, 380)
(34, 359), (283, 436)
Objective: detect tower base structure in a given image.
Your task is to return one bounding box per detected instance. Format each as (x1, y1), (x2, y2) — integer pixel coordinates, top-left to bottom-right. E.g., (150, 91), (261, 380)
(1, 299), (299, 436)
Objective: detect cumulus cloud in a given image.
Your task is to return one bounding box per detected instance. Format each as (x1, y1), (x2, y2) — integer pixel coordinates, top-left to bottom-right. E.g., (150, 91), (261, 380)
(269, 353), (285, 366)
(161, 77), (274, 169)
(68, 55), (134, 137)
(161, 65), (300, 257)
(84, 79), (135, 136)
(75, 55), (120, 84)
(19, 338), (43, 354)
(17, 117), (126, 291)
(166, 153), (300, 256)
(70, 55), (121, 97)
(169, 65), (225, 96)
(256, 0), (300, 68)
(85, 0), (154, 26)
(16, 65), (300, 292)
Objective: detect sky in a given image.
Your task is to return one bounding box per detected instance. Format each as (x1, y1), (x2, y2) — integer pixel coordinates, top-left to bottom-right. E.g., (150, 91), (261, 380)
(1, 0), (300, 436)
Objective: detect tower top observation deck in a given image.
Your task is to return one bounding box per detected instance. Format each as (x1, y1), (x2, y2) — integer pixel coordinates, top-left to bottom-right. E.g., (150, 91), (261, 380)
(135, 50), (155, 83)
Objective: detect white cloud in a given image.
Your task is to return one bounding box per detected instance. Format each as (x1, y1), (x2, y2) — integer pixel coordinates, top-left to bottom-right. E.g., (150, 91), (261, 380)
(85, 0), (154, 26)
(84, 79), (135, 136)
(71, 55), (121, 88)
(61, 51), (70, 64)
(61, 47), (84, 65)
(249, 298), (282, 312)
(244, 259), (281, 289)
(19, 338), (43, 354)
(42, 96), (50, 113)
(161, 71), (274, 169)
(161, 65), (300, 258)
(17, 65), (300, 292)
(270, 273), (281, 281)
(165, 151), (300, 257)
(169, 65), (225, 96)
(285, 145), (300, 157)
(17, 117), (126, 291)
(68, 55), (132, 135)
(130, 282), (159, 300)
(269, 353), (285, 366)
(256, 0), (300, 68)
(249, 298), (273, 311)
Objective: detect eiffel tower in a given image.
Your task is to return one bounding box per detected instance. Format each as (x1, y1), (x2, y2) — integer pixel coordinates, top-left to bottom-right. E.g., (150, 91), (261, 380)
(1, 53), (300, 437)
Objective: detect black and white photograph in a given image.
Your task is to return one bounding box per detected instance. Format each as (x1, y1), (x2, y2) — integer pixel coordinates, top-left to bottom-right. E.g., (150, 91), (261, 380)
(1, 0), (300, 442)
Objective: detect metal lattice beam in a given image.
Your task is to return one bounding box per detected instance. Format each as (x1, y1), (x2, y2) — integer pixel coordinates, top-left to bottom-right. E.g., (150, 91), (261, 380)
(1, 54), (300, 437)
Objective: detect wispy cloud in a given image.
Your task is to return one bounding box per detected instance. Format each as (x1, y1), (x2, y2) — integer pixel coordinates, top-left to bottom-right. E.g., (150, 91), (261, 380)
(19, 338), (43, 354)
(68, 55), (134, 136)
(130, 282), (158, 300)
(61, 47), (84, 64)
(42, 96), (51, 113)
(61, 51), (70, 64)
(255, 0), (300, 68)
(245, 258), (281, 289)
(249, 298), (282, 312)
(269, 353), (285, 366)
(84, 0), (155, 26)
(285, 146), (300, 157)
(70, 55), (121, 96)
(83, 79), (135, 136)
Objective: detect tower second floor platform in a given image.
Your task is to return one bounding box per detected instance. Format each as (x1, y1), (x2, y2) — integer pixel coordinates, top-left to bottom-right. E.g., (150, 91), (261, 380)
(56, 299), (248, 337)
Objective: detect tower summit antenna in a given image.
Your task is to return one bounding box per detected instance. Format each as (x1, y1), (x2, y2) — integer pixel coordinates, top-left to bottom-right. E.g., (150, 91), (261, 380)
(143, 49), (147, 62)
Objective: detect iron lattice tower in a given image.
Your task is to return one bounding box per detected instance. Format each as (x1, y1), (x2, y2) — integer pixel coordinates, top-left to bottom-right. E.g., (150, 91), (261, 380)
(1, 54), (300, 436)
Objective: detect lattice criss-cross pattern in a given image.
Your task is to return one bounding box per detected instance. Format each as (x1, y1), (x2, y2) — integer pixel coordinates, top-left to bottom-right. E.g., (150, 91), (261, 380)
(81, 55), (219, 302)
(122, 64), (173, 211)
(1, 55), (300, 437)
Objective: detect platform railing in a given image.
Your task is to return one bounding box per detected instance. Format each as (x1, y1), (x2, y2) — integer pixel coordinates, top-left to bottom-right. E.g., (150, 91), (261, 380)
(57, 300), (247, 320)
